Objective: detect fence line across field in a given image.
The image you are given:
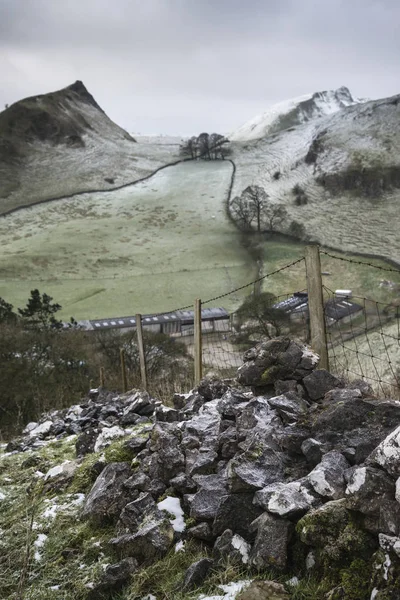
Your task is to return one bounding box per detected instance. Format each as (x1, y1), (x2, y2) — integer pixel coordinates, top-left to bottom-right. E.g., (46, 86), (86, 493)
(92, 245), (399, 395)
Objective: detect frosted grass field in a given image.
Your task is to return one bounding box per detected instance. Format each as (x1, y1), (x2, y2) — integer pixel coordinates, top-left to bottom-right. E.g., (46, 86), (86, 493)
(0, 161), (259, 319)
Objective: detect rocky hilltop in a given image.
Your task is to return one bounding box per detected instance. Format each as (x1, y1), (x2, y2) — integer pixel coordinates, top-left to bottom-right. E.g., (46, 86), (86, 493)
(1, 338), (400, 599)
(230, 86), (360, 142)
(0, 81), (179, 213)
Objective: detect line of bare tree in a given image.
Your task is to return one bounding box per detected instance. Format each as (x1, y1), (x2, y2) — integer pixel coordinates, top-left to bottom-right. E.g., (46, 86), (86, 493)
(229, 185), (289, 232)
(180, 132), (230, 160)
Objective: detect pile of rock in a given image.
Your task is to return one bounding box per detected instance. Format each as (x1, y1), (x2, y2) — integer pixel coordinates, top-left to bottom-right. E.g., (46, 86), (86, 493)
(6, 338), (400, 598)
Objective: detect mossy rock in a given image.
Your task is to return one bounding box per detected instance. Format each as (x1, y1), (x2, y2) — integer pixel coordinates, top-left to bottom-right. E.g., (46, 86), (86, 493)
(296, 500), (377, 587)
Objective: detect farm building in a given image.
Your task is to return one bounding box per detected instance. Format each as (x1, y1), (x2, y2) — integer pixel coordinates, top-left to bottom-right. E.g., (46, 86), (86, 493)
(324, 297), (363, 325)
(273, 292), (309, 321)
(273, 291), (363, 325)
(77, 307), (230, 336)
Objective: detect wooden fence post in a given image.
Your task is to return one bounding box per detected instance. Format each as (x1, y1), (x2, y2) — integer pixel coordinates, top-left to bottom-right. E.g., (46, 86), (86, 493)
(305, 245), (329, 370)
(100, 367), (105, 387)
(194, 298), (203, 384)
(120, 348), (128, 393)
(135, 314), (148, 390)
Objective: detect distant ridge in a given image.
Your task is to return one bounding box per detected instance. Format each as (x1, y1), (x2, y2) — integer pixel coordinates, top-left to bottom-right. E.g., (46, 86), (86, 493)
(230, 86), (361, 141)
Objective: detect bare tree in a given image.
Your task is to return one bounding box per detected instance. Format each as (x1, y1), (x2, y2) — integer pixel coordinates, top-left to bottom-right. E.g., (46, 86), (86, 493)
(197, 132), (211, 159)
(209, 133), (230, 159)
(179, 136), (198, 159)
(180, 133), (230, 160)
(229, 185), (288, 233)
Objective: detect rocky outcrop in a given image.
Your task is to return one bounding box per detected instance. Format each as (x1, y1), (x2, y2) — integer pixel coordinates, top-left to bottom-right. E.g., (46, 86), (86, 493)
(3, 336), (400, 599)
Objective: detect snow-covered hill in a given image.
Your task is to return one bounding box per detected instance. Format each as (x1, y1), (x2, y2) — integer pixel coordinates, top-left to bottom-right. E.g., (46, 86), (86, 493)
(230, 86), (361, 141)
(0, 82), (180, 214)
(230, 93), (400, 263)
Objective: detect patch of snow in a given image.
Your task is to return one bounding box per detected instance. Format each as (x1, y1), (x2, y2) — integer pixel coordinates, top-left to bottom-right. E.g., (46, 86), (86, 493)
(41, 493), (85, 520)
(35, 471), (45, 478)
(383, 554), (391, 580)
(395, 477), (400, 504)
(306, 551), (316, 570)
(94, 426), (127, 452)
(2, 477), (12, 482)
(50, 585), (61, 591)
(286, 576), (300, 587)
(141, 595), (157, 600)
(175, 540), (185, 553)
(379, 533), (400, 558)
(370, 589), (379, 600)
(346, 467), (367, 495)
(0, 491), (6, 501)
(157, 496), (185, 532)
(231, 535), (250, 564)
(198, 580), (252, 600)
(301, 347), (319, 366)
(34, 533), (48, 561)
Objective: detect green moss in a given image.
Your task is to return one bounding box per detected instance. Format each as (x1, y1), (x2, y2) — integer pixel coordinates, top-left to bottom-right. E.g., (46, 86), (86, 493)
(261, 366), (281, 384)
(339, 559), (371, 600)
(68, 453), (102, 494)
(104, 438), (135, 463)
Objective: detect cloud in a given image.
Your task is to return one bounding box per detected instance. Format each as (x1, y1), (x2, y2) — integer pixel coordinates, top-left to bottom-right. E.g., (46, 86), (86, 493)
(0, 0), (399, 133)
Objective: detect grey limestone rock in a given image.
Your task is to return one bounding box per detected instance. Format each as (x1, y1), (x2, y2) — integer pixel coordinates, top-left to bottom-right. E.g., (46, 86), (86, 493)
(250, 512), (293, 570)
(307, 450), (350, 499)
(82, 462), (132, 523)
(181, 558), (214, 591)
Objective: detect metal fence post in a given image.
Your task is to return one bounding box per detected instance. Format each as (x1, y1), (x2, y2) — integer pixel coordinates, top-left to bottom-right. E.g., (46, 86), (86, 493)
(305, 245), (329, 370)
(135, 313), (148, 390)
(194, 298), (203, 384)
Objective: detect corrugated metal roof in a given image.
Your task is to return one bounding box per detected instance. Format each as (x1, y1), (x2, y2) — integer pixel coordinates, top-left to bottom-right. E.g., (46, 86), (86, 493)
(273, 292), (308, 313)
(325, 298), (363, 321)
(83, 307), (229, 330)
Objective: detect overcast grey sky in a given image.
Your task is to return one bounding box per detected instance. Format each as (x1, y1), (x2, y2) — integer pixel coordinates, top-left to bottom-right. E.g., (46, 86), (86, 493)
(1, 0), (399, 134)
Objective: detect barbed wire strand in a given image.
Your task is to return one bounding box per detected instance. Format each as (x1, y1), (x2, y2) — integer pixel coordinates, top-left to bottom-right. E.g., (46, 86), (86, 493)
(157, 256), (305, 315)
(320, 250), (400, 274)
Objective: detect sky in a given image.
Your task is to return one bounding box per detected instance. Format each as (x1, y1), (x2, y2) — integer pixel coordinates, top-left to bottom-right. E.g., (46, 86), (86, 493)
(1, 0), (399, 135)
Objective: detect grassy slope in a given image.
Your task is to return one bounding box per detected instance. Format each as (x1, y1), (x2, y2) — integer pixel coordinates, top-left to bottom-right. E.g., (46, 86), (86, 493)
(1, 163), (399, 321)
(0, 161), (259, 319)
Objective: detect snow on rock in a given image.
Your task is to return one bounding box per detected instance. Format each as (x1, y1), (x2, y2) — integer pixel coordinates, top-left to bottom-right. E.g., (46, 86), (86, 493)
(29, 420), (53, 437)
(370, 426), (400, 477)
(44, 460), (77, 481)
(379, 533), (400, 558)
(231, 534), (250, 564)
(157, 496), (185, 533)
(94, 426), (128, 452)
(346, 467), (367, 495)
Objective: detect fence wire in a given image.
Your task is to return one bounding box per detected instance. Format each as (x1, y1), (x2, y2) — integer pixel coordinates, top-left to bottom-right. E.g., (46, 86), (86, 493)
(323, 286), (400, 395)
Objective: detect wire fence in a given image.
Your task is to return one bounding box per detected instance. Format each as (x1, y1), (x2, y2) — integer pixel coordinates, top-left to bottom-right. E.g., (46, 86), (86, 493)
(146, 248), (400, 395)
(73, 247), (399, 397)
